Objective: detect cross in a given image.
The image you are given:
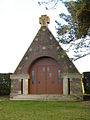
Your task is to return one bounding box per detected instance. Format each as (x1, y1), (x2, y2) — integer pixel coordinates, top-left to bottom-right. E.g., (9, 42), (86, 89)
(39, 15), (50, 26)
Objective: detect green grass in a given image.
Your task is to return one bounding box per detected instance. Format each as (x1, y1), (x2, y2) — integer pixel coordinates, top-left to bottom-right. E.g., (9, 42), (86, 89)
(0, 98), (90, 120)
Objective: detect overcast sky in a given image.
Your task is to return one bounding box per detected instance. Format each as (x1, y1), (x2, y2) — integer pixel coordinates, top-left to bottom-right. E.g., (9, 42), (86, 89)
(0, 0), (90, 73)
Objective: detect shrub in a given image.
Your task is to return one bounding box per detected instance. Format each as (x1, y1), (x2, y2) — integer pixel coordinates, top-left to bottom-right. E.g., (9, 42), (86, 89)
(82, 72), (90, 94)
(0, 73), (12, 95)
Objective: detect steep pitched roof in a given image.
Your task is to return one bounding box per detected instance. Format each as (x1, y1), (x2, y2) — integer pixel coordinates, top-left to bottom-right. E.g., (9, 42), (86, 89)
(15, 15), (79, 74)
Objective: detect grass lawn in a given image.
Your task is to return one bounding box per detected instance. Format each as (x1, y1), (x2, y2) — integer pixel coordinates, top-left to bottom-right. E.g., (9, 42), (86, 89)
(0, 98), (90, 120)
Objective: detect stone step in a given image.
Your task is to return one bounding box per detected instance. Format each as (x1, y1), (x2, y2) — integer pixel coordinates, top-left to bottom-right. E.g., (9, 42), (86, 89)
(10, 94), (82, 101)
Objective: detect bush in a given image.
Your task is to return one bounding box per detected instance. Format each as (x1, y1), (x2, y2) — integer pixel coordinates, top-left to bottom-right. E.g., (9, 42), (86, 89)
(0, 73), (12, 95)
(82, 72), (90, 94)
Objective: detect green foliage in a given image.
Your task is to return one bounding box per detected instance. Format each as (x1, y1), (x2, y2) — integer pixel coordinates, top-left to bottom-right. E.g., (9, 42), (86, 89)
(38, 0), (90, 38)
(0, 73), (11, 95)
(56, 0), (90, 45)
(64, 0), (90, 39)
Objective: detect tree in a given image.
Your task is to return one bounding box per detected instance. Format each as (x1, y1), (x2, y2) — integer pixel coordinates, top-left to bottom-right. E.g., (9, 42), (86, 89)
(38, 0), (90, 60)
(63, 0), (90, 39)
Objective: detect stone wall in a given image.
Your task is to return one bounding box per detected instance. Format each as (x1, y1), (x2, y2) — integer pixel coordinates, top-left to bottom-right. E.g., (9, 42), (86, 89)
(62, 73), (82, 95)
(10, 79), (19, 97)
(70, 78), (82, 94)
(10, 74), (29, 97)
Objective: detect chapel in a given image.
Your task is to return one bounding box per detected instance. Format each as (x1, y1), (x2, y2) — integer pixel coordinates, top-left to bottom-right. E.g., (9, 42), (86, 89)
(10, 15), (82, 99)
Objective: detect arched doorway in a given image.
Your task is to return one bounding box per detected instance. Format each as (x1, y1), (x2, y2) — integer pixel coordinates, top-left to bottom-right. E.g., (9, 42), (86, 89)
(28, 57), (63, 94)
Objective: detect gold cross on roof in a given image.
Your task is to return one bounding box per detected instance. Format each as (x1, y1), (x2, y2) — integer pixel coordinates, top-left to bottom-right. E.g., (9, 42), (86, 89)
(39, 15), (50, 26)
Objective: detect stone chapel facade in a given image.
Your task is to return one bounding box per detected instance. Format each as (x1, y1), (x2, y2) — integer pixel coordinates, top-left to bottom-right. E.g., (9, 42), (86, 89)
(10, 15), (82, 99)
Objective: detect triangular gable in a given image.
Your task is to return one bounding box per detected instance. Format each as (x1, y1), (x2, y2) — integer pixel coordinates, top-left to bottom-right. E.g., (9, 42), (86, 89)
(15, 16), (79, 74)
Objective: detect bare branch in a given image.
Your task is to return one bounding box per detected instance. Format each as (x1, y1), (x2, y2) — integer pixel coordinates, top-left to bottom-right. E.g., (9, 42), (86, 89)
(74, 52), (90, 61)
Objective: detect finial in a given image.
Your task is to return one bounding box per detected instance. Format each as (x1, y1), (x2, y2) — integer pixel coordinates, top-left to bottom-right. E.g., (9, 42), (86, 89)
(39, 15), (50, 26)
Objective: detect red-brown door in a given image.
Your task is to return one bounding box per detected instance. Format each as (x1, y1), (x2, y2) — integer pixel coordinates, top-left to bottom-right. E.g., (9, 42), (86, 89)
(28, 57), (63, 94)
(46, 65), (58, 94)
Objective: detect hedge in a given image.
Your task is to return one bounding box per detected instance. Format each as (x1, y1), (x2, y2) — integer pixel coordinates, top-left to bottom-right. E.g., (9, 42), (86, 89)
(82, 72), (90, 94)
(0, 73), (12, 95)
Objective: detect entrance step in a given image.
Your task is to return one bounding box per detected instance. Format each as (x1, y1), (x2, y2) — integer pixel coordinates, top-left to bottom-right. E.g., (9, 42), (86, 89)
(10, 94), (82, 101)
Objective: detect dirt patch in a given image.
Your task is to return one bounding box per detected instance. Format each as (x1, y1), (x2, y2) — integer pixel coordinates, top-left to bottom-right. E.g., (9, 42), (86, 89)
(0, 96), (9, 101)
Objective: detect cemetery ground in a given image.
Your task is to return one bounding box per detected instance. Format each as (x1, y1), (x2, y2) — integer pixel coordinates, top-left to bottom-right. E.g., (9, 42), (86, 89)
(0, 96), (90, 120)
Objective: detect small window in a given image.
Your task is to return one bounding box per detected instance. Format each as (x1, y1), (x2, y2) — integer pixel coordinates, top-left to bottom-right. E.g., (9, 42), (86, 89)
(43, 66), (45, 72)
(32, 70), (34, 84)
(41, 72), (43, 78)
(47, 66), (49, 72)
(49, 73), (52, 78)
(38, 80), (40, 85)
(58, 70), (60, 85)
(32, 80), (34, 84)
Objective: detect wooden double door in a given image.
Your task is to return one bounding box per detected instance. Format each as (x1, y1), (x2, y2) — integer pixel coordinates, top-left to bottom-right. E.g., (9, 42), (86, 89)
(28, 57), (63, 94)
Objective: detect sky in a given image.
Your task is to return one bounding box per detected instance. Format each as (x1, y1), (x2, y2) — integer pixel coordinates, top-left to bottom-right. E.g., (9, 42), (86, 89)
(0, 0), (90, 73)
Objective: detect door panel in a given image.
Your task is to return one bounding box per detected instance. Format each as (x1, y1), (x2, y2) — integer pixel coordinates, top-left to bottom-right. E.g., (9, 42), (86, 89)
(29, 68), (37, 94)
(37, 66), (46, 94)
(47, 66), (55, 94)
